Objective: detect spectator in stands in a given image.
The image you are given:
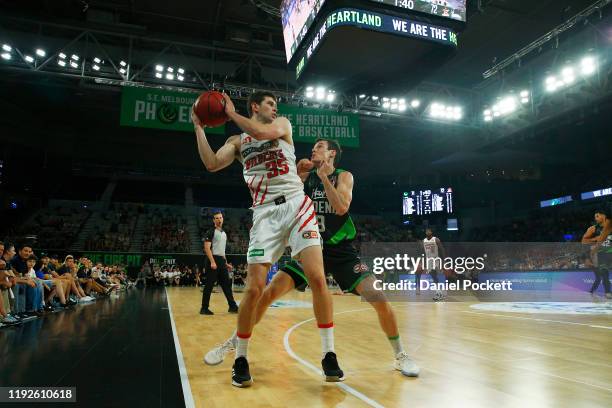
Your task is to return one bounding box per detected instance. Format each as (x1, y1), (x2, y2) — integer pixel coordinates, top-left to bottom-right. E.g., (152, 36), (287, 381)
(53, 255), (94, 302)
(11, 243), (45, 317)
(37, 254), (74, 308)
(0, 259), (21, 326)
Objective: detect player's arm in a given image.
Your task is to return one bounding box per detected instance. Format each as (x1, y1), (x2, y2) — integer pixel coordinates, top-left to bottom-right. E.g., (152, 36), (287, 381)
(222, 94), (292, 142)
(192, 107), (239, 172)
(296, 159), (314, 182)
(593, 220), (612, 244)
(319, 166), (353, 216)
(582, 225), (597, 243)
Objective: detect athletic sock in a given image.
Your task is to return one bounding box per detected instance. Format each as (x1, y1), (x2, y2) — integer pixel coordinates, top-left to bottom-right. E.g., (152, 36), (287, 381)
(318, 322), (334, 358)
(388, 335), (404, 356)
(235, 332), (251, 359)
(229, 329), (238, 347)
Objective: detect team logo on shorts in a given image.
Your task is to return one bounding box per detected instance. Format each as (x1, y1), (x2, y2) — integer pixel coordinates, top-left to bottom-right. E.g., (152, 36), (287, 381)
(302, 231), (319, 239)
(249, 249), (265, 257)
(353, 263), (369, 273)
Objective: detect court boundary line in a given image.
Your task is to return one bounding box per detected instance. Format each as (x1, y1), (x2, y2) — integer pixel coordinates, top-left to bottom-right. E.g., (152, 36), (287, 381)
(283, 308), (386, 408)
(462, 310), (612, 330)
(166, 287), (196, 408)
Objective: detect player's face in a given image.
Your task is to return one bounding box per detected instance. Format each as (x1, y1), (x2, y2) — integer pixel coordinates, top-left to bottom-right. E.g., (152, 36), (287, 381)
(426, 229), (433, 238)
(254, 96), (278, 123)
(214, 213), (224, 227)
(595, 213), (604, 224)
(311, 141), (333, 165)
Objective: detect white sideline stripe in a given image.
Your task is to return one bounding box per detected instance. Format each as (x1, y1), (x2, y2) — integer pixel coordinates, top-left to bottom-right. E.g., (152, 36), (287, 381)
(166, 288), (196, 408)
(463, 311), (612, 330)
(283, 308), (385, 408)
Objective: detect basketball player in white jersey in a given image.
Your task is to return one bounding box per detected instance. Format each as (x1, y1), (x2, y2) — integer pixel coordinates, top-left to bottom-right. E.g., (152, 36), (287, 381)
(191, 91), (343, 387)
(418, 228), (446, 301)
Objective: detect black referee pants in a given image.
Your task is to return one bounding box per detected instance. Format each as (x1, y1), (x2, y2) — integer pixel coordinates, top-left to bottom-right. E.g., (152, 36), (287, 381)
(201, 256), (237, 310)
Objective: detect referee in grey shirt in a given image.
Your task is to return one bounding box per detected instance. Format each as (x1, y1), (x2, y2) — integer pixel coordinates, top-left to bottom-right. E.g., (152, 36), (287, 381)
(200, 211), (238, 315)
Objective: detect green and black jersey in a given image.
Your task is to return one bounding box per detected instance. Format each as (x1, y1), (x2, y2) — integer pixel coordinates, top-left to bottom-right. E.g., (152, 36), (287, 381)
(303, 168), (358, 262)
(595, 223), (612, 268)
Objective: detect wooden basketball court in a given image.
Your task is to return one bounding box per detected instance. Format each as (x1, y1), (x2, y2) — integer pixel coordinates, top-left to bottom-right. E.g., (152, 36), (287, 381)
(167, 287), (612, 408)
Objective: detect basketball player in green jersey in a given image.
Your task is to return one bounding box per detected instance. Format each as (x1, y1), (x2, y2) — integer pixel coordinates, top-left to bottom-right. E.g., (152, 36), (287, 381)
(205, 138), (420, 377)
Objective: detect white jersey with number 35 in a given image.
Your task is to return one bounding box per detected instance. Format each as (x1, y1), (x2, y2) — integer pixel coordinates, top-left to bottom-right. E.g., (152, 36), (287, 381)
(239, 133), (303, 208)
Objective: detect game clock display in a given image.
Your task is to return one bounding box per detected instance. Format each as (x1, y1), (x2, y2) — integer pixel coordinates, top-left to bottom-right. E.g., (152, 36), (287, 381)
(402, 188), (454, 216)
(369, 0), (467, 22)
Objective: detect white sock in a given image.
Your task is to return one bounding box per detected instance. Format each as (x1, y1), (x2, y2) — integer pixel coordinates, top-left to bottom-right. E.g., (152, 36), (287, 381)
(319, 324), (334, 358)
(229, 330), (237, 347)
(236, 335), (250, 359)
(388, 335), (404, 357)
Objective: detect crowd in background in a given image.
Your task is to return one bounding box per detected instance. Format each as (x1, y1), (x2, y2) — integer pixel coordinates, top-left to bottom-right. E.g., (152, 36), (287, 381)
(142, 208), (191, 253)
(0, 240), (133, 328)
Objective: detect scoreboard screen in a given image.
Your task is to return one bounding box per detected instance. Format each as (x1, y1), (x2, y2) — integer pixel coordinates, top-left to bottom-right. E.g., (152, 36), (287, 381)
(403, 187), (454, 216)
(368, 0), (467, 22)
(281, 0), (327, 63)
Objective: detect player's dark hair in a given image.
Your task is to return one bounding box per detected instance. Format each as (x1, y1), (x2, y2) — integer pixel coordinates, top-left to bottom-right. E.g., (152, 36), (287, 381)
(247, 91), (277, 117)
(315, 138), (342, 166)
(212, 210), (223, 218)
(595, 209), (610, 218)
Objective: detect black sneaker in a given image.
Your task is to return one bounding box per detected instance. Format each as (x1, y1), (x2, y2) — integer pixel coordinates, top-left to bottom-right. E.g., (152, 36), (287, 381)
(228, 305), (238, 313)
(200, 308), (214, 315)
(231, 357), (253, 388)
(322, 352), (345, 382)
(44, 305), (54, 312)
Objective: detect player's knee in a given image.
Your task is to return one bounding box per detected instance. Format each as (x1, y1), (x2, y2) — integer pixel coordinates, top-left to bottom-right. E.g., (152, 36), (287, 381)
(245, 284), (264, 300)
(307, 274), (327, 292)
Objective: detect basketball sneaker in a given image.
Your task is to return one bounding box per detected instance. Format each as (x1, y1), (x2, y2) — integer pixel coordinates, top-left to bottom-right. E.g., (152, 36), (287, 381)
(204, 338), (235, 365)
(433, 291), (445, 301)
(322, 352), (345, 382)
(231, 357), (253, 388)
(394, 351), (420, 377)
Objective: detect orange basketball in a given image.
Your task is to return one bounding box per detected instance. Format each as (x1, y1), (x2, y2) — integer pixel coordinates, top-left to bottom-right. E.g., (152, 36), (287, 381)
(194, 91), (228, 127)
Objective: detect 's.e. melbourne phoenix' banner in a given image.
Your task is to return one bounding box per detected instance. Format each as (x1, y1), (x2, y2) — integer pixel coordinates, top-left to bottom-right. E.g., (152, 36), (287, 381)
(278, 104), (360, 147)
(120, 87), (225, 134)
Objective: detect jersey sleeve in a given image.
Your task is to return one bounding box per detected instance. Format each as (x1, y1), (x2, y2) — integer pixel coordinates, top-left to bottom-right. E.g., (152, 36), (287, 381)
(203, 229), (213, 243)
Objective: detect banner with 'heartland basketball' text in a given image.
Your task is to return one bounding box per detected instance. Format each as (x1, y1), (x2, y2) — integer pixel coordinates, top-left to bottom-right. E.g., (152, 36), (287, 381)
(278, 104), (360, 148)
(119, 87), (225, 134)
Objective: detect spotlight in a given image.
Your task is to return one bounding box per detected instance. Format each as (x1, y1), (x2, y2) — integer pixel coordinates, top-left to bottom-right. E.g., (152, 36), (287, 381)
(178, 68), (185, 74)
(520, 97), (529, 104)
(57, 60), (66, 67)
(167, 67), (174, 73)
(24, 55), (34, 63)
(410, 99), (420, 108)
(484, 115), (492, 122)
(69, 61), (78, 68)
(71, 54), (79, 61)
(93, 57), (101, 64)
(372, 96), (379, 101)
(326, 94), (335, 102)
(398, 105), (407, 112)
(35, 49), (46, 57)
(177, 75), (184, 81)
(2, 44), (11, 52)
(155, 72), (162, 79)
(315, 87), (325, 100)
(545, 75), (557, 92)
(382, 97), (389, 102)
(1, 53), (11, 60)
(359, 94), (366, 99)
(391, 98), (397, 103)
(166, 73), (174, 80)
(519, 90), (529, 98)
(119, 68), (126, 74)
(382, 102), (390, 109)
(399, 98), (406, 104)
(119, 60), (127, 67)
(580, 56), (596, 75)
(305, 90), (314, 98)
(483, 109), (491, 116)
(59, 53), (67, 59)
(92, 64), (100, 71)
(561, 67), (575, 84)
(155, 64), (164, 72)
(306, 86), (314, 91)
(391, 103), (398, 110)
